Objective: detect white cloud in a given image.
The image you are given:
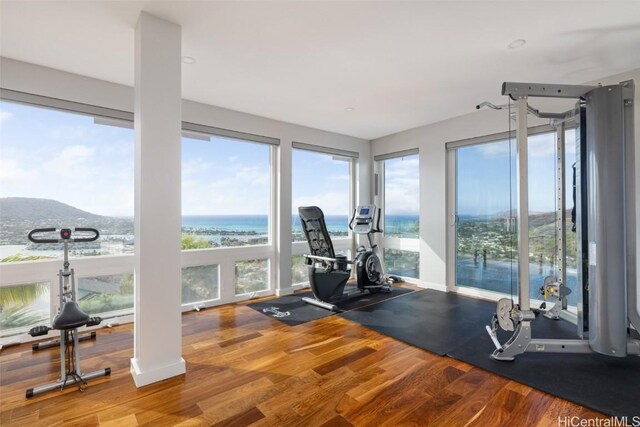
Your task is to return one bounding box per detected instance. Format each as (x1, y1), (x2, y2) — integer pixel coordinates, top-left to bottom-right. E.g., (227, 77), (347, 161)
(49, 124), (90, 140)
(293, 192), (349, 215)
(0, 158), (40, 187)
(182, 164), (271, 215)
(475, 140), (512, 157)
(0, 110), (14, 121)
(183, 158), (213, 176)
(48, 145), (95, 168)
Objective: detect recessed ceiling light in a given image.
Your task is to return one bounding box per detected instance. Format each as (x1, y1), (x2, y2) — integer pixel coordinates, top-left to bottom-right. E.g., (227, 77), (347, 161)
(345, 107), (355, 112)
(182, 56), (196, 64)
(508, 39), (526, 49)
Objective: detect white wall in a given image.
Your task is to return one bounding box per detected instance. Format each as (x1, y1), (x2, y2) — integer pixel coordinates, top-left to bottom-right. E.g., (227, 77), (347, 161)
(371, 68), (640, 294)
(0, 57), (371, 295)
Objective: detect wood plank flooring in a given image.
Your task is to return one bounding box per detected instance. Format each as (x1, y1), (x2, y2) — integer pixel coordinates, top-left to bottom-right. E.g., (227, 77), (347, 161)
(0, 291), (608, 426)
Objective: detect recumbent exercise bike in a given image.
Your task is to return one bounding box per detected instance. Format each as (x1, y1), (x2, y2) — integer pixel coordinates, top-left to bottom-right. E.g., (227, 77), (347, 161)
(298, 205), (398, 311)
(26, 227), (111, 398)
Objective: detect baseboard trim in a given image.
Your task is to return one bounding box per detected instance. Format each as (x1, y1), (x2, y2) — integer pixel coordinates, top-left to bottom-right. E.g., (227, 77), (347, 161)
(276, 287), (295, 296)
(130, 357), (186, 388)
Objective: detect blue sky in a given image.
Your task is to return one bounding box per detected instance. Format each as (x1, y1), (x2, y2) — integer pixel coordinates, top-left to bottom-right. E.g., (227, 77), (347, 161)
(292, 149), (350, 215)
(383, 155), (419, 215)
(0, 101), (135, 216)
(0, 100), (352, 216)
(457, 130), (576, 215)
(1, 100), (572, 219)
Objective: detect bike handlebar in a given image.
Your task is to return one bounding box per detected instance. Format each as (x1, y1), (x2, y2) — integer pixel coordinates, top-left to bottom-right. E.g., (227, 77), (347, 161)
(27, 228), (58, 243)
(73, 228), (100, 242)
(28, 228), (100, 243)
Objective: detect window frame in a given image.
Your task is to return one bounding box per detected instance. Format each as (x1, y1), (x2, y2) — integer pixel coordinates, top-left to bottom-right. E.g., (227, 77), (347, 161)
(444, 124), (580, 319)
(374, 149), (420, 281)
(0, 91), (281, 342)
(290, 143), (357, 288)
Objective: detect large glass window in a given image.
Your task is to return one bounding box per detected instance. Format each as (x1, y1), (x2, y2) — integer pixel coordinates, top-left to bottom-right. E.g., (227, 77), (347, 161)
(181, 135), (271, 248)
(383, 154), (419, 239)
(454, 130), (577, 304)
(378, 152), (420, 280)
(0, 100), (134, 261)
(291, 148), (352, 242)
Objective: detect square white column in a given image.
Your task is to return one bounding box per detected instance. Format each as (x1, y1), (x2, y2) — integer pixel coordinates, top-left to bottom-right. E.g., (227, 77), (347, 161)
(276, 139), (293, 296)
(131, 12), (185, 387)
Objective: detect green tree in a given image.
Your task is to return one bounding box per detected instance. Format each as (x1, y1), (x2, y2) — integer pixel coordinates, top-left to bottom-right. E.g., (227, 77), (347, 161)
(119, 272), (134, 295)
(181, 234), (213, 250)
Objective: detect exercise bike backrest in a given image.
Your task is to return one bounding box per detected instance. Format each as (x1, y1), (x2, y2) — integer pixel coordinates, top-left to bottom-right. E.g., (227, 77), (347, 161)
(28, 227), (100, 244)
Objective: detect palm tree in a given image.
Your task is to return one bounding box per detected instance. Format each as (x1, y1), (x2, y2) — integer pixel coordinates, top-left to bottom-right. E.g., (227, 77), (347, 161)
(0, 254), (50, 329)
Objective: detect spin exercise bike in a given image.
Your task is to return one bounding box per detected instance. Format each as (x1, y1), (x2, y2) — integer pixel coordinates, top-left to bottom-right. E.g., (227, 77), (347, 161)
(26, 228), (111, 397)
(299, 205), (395, 311)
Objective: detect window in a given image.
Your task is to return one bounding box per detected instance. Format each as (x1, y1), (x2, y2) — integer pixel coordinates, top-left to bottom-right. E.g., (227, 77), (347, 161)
(291, 255), (308, 286)
(181, 134), (272, 249)
(0, 282), (50, 338)
(235, 259), (269, 295)
(78, 273), (134, 316)
(182, 264), (220, 304)
(452, 129), (577, 304)
(383, 248), (419, 279)
(376, 151), (420, 279)
(0, 100), (134, 261)
(291, 148), (352, 242)
(383, 154), (419, 239)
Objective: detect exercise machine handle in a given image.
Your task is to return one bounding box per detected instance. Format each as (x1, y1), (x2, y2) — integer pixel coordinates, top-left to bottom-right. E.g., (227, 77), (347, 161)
(28, 228), (58, 243)
(73, 228), (100, 242)
(375, 207), (383, 233)
(348, 209), (356, 231)
(27, 227), (100, 243)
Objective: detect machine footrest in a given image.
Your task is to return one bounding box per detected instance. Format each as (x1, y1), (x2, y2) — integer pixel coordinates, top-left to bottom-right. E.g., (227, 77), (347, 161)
(28, 325), (51, 337)
(86, 317), (102, 327)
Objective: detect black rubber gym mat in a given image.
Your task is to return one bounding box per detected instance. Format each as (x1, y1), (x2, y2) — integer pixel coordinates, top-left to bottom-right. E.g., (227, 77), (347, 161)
(447, 315), (640, 419)
(338, 288), (497, 355)
(248, 286), (414, 326)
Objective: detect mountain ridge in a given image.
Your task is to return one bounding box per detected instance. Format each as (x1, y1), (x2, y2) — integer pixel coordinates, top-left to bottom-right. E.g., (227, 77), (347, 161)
(0, 197), (133, 245)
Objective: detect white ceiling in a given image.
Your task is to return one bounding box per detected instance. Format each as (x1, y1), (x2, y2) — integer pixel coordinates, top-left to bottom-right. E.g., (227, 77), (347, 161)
(2, 1), (640, 140)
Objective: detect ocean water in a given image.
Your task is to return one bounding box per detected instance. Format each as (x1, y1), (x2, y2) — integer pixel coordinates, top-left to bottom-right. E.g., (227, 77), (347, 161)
(181, 214), (419, 234)
(182, 215), (351, 234)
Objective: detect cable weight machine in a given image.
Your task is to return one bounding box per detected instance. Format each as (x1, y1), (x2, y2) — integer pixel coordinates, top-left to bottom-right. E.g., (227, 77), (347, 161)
(481, 80), (640, 360)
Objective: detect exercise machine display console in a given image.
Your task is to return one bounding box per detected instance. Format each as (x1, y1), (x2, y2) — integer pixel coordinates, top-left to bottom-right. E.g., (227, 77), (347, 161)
(351, 205), (380, 235)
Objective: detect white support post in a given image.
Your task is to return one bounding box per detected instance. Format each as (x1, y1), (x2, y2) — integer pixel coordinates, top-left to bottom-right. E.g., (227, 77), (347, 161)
(276, 139), (293, 296)
(515, 98), (530, 311)
(131, 12), (185, 387)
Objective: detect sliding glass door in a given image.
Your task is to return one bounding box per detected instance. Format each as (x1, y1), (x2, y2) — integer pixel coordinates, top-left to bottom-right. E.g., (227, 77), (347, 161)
(454, 138), (517, 295)
(450, 129), (577, 304)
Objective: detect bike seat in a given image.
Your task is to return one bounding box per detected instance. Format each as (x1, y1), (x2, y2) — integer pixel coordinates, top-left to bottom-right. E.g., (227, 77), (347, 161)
(52, 301), (90, 330)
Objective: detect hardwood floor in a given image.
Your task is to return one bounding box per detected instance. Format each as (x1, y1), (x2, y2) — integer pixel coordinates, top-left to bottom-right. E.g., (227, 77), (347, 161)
(0, 292), (607, 426)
